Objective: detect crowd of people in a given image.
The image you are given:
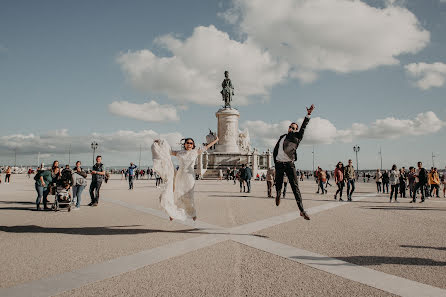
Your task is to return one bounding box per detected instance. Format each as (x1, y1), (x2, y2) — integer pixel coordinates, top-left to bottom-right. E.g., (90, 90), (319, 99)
(32, 156), (106, 211)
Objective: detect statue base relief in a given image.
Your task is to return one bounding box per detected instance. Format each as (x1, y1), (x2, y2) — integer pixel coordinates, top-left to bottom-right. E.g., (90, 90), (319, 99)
(214, 107), (240, 153)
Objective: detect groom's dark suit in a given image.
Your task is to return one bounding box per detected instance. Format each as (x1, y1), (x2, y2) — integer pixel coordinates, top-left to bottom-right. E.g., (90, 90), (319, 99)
(273, 116), (310, 212)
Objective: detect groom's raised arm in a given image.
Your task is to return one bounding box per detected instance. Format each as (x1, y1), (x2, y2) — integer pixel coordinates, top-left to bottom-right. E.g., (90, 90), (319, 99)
(297, 104), (314, 139)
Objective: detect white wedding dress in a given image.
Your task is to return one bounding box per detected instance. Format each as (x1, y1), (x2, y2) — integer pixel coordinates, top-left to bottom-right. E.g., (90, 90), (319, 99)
(151, 140), (198, 220)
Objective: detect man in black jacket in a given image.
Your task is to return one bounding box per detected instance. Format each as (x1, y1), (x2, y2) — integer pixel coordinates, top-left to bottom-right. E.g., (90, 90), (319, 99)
(273, 104), (314, 220)
(411, 161), (427, 203)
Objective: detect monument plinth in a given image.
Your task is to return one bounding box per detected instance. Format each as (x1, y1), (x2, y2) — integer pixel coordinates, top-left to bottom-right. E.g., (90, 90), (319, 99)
(214, 108), (240, 153)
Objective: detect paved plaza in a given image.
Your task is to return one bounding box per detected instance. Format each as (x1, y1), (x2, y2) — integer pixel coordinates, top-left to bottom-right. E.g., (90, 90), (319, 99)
(0, 175), (445, 297)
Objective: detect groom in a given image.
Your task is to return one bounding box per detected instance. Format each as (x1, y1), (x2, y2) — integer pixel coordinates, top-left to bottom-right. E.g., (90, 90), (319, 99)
(273, 104), (315, 220)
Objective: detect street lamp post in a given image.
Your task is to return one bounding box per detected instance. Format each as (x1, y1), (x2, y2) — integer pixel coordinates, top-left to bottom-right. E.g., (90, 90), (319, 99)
(379, 146), (383, 171)
(353, 145), (360, 180)
(312, 145), (315, 174)
(91, 141), (98, 166)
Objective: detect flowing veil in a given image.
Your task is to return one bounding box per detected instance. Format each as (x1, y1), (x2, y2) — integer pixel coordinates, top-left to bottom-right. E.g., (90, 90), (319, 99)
(151, 140), (187, 220)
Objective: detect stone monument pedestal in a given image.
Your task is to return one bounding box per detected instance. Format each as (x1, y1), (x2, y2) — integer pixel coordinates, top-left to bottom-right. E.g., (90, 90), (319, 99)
(214, 108), (240, 153)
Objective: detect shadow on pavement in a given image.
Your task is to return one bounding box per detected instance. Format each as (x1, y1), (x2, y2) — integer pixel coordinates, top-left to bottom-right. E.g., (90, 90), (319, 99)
(0, 225), (268, 238)
(291, 255), (446, 266)
(401, 245), (446, 251)
(360, 206), (446, 211)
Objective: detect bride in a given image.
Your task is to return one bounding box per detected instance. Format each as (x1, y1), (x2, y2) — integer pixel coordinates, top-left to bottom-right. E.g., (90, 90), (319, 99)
(152, 136), (219, 221)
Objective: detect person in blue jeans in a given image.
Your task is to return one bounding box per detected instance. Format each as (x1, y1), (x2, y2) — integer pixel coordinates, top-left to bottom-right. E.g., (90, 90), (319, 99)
(243, 164), (253, 193)
(128, 162), (137, 190)
(35, 167), (53, 211)
(72, 161), (88, 210)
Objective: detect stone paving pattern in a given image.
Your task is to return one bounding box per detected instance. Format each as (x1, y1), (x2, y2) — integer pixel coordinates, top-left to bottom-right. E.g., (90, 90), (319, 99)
(0, 175), (445, 296)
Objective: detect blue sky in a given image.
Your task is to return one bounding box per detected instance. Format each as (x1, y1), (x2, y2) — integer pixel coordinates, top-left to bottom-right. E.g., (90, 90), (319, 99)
(1, 0), (445, 170)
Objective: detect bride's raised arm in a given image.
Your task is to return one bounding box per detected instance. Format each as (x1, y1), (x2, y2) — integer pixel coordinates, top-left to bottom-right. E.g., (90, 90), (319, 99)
(198, 137), (219, 155)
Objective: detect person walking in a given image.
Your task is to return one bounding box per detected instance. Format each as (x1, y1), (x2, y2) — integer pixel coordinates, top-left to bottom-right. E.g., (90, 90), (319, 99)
(375, 169), (382, 193)
(72, 161), (87, 210)
(334, 162), (344, 201)
(389, 164), (400, 202)
(318, 168), (327, 194)
(266, 167), (275, 198)
(243, 164), (253, 193)
(273, 104), (314, 220)
(412, 161), (427, 203)
(89, 156), (105, 207)
(128, 162), (137, 190)
(382, 170), (390, 194)
(344, 159), (356, 201)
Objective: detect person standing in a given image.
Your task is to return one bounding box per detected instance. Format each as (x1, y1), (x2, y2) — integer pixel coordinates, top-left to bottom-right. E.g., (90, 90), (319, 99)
(128, 162), (137, 190)
(239, 164), (246, 193)
(243, 164), (253, 193)
(89, 156), (105, 207)
(399, 167), (407, 198)
(72, 161), (87, 210)
(389, 164), (400, 202)
(34, 167), (53, 210)
(382, 170), (390, 194)
(429, 168), (440, 198)
(266, 167), (275, 198)
(318, 168), (327, 194)
(344, 159), (356, 201)
(408, 167), (416, 198)
(412, 161), (427, 203)
(273, 104), (314, 220)
(375, 169), (382, 193)
(334, 162), (344, 201)
(5, 166), (11, 184)
(441, 167), (446, 198)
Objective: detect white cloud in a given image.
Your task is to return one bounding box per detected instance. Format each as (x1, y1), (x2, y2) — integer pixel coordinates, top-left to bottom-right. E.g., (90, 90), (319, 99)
(0, 129), (183, 156)
(242, 111), (445, 150)
(117, 25), (288, 106)
(108, 100), (179, 122)
(224, 0), (430, 80)
(349, 111), (445, 139)
(405, 62), (446, 90)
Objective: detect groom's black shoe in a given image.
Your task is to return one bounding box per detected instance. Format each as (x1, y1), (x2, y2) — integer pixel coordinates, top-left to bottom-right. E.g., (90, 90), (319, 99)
(300, 211), (310, 220)
(275, 193), (281, 206)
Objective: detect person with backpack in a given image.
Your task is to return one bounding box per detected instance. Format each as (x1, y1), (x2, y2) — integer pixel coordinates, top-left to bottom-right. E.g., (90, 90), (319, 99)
(72, 161), (87, 210)
(412, 161), (427, 203)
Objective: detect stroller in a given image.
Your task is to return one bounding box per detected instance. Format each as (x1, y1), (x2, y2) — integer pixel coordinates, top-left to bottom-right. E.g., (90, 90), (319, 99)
(52, 169), (73, 212)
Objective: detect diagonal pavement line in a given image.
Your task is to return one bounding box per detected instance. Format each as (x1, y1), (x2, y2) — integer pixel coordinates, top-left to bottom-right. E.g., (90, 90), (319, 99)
(227, 193), (377, 235)
(0, 234), (228, 297)
(102, 198), (222, 230)
(0, 193), (382, 296)
(231, 235), (446, 297)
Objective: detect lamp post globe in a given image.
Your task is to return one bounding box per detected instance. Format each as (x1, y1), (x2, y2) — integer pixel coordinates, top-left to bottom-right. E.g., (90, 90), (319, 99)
(91, 141), (98, 166)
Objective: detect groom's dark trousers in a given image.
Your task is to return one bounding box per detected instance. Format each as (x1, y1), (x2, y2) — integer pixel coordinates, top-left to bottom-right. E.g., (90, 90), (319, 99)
(275, 161), (304, 213)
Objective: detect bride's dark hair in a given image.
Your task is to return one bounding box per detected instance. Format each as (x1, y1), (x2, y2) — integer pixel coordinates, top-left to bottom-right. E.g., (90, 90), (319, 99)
(182, 138), (196, 149)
